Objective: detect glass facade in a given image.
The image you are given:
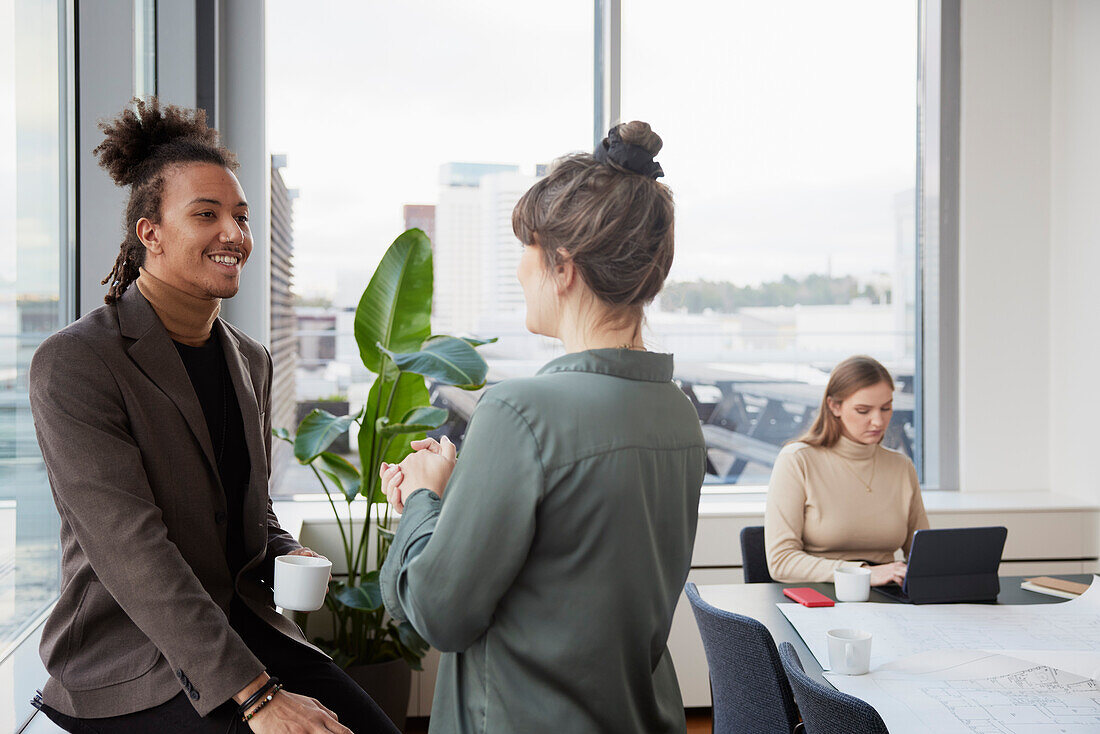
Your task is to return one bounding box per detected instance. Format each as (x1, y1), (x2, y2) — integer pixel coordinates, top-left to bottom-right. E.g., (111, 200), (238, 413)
(622, 0), (919, 486)
(269, 0), (922, 493)
(1, 0), (70, 727)
(266, 0), (595, 495)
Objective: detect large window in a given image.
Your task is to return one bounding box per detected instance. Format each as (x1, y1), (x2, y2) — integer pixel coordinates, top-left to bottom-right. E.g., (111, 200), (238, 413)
(266, 0), (593, 495)
(269, 1), (924, 495)
(1, 0), (70, 726)
(621, 0), (919, 486)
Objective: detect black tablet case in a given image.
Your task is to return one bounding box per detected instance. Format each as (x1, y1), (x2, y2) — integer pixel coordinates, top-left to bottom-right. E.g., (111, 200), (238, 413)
(876, 526), (1008, 604)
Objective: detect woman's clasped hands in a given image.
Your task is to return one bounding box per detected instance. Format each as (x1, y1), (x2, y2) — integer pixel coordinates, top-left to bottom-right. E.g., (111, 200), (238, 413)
(379, 435), (457, 513)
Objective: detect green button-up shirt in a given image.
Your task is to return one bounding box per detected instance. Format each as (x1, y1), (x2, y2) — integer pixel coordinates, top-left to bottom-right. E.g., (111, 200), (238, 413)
(380, 349), (706, 733)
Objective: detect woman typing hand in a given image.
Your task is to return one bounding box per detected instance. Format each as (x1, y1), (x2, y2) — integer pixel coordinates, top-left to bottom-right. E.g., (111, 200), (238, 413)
(869, 561), (909, 587)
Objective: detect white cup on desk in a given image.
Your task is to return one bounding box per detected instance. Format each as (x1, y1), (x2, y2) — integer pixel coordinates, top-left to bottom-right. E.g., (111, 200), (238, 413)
(826, 628), (872, 675)
(834, 565), (872, 602)
(274, 555), (332, 612)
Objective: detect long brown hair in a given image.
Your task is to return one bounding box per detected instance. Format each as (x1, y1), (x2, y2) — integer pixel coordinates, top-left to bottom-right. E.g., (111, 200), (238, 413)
(511, 121), (675, 330)
(94, 97), (238, 304)
(796, 355), (894, 448)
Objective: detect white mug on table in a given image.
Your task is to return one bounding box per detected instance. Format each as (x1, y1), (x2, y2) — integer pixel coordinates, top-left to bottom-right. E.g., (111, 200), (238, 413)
(826, 628), (872, 675)
(834, 565), (872, 602)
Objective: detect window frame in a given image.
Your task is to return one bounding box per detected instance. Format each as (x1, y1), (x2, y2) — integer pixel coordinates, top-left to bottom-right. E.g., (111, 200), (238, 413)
(2, 1), (77, 728)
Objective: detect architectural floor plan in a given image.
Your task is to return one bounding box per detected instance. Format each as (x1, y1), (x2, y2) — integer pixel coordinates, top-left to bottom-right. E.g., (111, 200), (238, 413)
(826, 651), (1100, 733)
(780, 579), (1100, 674)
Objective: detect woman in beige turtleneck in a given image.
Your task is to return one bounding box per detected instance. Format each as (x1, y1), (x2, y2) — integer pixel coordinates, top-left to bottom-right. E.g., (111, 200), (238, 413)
(764, 355), (929, 585)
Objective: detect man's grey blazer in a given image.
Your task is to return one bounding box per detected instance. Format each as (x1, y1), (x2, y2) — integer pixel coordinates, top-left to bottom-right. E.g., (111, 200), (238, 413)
(29, 286), (310, 718)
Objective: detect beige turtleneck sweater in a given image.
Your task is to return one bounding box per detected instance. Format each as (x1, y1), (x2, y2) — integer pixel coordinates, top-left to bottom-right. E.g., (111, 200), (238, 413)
(764, 435), (929, 583)
(135, 268), (221, 346)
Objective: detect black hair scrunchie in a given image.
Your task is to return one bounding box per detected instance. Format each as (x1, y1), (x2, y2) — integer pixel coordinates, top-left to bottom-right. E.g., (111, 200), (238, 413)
(594, 127), (664, 179)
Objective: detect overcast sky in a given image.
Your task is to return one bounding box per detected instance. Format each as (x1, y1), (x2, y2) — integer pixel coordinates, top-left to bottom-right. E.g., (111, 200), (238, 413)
(267, 0), (916, 305)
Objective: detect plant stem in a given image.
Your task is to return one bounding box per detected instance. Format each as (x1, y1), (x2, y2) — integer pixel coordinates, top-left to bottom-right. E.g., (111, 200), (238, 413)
(356, 364), (392, 575)
(372, 434), (396, 575)
(310, 463), (353, 575)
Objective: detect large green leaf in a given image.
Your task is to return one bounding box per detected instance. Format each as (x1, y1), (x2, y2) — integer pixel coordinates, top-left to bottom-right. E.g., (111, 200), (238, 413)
(379, 406), (448, 438)
(318, 452), (362, 502)
(460, 336), (499, 348)
(359, 371), (432, 501)
(294, 410), (355, 463)
(380, 336), (489, 389)
(333, 573), (383, 611)
(395, 621), (430, 667)
(354, 229), (433, 373)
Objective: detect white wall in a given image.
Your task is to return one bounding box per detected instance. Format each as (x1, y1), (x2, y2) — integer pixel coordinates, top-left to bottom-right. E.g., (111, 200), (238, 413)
(958, 0), (1052, 492)
(958, 0), (1100, 503)
(1049, 0), (1100, 503)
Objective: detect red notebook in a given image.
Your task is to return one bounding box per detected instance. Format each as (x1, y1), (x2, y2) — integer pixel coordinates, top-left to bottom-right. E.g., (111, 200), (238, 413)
(783, 587), (835, 607)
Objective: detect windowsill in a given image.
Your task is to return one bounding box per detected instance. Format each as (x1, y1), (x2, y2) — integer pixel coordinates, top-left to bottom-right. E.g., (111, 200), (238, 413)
(694, 489), (1100, 518)
(273, 490), (1100, 532)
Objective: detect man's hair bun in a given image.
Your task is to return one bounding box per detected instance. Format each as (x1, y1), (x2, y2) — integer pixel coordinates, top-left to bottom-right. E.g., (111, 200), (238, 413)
(93, 97), (234, 187)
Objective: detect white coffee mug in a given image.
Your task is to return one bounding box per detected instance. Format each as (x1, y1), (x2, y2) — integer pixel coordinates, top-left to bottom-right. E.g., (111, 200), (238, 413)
(826, 628), (872, 675)
(274, 555), (332, 612)
(834, 565), (872, 602)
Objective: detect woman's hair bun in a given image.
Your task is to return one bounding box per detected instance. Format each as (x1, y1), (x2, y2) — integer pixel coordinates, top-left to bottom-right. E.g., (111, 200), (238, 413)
(595, 120), (665, 179)
(93, 97), (227, 187)
(616, 120), (663, 158)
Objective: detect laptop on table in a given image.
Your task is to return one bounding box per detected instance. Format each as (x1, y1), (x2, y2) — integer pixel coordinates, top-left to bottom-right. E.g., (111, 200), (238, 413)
(874, 526), (1008, 604)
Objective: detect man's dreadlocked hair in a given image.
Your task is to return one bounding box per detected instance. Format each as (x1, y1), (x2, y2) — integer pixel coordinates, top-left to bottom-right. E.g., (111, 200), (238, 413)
(94, 97), (239, 304)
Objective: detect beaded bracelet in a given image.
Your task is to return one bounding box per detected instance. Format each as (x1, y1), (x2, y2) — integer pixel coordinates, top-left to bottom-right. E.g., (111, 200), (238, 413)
(238, 676), (281, 717)
(241, 683), (283, 722)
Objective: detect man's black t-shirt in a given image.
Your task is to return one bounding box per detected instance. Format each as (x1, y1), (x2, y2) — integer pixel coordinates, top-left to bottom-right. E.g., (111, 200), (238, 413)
(173, 336), (250, 576)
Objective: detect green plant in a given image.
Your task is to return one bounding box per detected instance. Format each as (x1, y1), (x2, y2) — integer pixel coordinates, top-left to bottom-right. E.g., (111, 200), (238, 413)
(274, 229), (493, 670)
(312, 394), (348, 404)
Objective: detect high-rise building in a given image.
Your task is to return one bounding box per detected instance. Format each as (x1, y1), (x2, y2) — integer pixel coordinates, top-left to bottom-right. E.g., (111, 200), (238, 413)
(478, 170), (539, 329)
(403, 204), (436, 245)
(433, 163), (518, 335)
(270, 154), (298, 483)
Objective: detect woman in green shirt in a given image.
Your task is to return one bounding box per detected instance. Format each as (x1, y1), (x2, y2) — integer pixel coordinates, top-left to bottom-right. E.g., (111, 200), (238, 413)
(379, 121), (707, 734)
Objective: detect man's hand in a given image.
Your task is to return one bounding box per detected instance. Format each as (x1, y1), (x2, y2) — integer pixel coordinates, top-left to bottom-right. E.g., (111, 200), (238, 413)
(235, 674), (350, 733)
(286, 548), (324, 559)
(247, 689), (351, 733)
(286, 547), (330, 582)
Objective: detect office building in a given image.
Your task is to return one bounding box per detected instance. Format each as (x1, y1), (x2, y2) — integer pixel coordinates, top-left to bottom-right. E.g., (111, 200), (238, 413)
(270, 154), (298, 482)
(433, 162), (519, 335)
(403, 204), (436, 245)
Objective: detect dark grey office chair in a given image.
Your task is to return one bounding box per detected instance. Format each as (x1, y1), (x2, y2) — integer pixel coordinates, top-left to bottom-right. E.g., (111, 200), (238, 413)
(777, 642), (888, 734)
(741, 525), (774, 583)
(685, 583), (800, 734)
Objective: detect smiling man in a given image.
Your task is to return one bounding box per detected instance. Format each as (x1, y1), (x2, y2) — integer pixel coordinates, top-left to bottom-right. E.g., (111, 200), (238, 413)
(28, 100), (397, 734)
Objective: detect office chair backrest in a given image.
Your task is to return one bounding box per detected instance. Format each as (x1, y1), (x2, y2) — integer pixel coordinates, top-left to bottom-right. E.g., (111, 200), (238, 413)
(741, 525), (774, 583)
(777, 642), (888, 734)
(685, 583), (800, 734)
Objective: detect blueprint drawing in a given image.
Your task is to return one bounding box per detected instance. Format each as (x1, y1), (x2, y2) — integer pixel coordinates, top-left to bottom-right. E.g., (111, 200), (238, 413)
(826, 651), (1100, 733)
